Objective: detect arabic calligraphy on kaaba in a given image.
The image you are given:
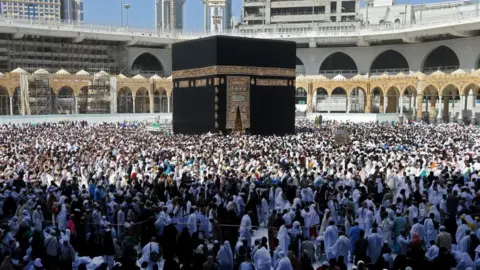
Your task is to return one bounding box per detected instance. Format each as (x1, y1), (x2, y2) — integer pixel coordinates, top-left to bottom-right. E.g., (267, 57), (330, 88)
(256, 79), (289, 87)
(226, 76), (250, 130)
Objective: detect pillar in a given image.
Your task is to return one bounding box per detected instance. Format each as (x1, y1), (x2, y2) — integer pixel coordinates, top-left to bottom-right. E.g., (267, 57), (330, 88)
(346, 97), (350, 114)
(383, 96), (387, 113)
(451, 95), (455, 122)
(399, 96), (404, 116)
(379, 96), (384, 113)
(132, 95), (136, 113)
(471, 89), (477, 124)
(307, 86), (313, 113)
(75, 96), (78, 114)
(429, 96), (436, 121)
(412, 96), (417, 120)
(365, 94), (371, 113)
(436, 96), (442, 123)
(167, 96), (171, 113)
(328, 96), (331, 114)
(9, 96), (12, 115)
(416, 95), (423, 121)
(458, 95), (464, 123)
(149, 94), (154, 113)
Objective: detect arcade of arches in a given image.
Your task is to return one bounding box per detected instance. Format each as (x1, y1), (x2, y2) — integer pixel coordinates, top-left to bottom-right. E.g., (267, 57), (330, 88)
(0, 72), (173, 115)
(296, 69), (480, 122)
(2, 68), (480, 123)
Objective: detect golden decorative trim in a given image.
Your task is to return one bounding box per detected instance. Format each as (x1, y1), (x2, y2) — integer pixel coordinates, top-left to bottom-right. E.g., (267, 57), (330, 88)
(172, 66), (296, 79)
(178, 81), (189, 88)
(257, 79), (289, 87)
(250, 78), (256, 85)
(226, 76), (250, 130)
(196, 79), (207, 87)
(214, 78), (220, 86)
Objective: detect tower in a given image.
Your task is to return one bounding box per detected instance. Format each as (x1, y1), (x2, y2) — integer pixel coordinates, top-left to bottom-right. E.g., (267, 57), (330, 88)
(155, 0), (185, 31)
(203, 0), (232, 31)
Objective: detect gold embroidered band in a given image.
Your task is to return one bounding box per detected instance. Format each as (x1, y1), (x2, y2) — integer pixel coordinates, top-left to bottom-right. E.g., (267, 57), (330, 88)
(172, 65), (296, 79)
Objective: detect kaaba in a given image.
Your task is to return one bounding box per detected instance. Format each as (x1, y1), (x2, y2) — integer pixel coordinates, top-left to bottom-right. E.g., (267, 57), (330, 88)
(172, 35), (296, 135)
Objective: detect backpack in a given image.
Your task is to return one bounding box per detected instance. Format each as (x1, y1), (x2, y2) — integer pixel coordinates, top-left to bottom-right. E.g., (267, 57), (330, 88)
(149, 243), (161, 262)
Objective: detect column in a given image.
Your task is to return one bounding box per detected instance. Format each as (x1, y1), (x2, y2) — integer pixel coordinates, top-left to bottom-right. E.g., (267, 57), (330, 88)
(436, 96), (442, 123)
(471, 89), (477, 124)
(412, 96), (417, 120)
(132, 95), (136, 114)
(75, 96), (78, 114)
(149, 94), (154, 113)
(365, 94), (371, 113)
(167, 96), (171, 113)
(328, 96), (331, 114)
(346, 97), (350, 114)
(451, 96), (455, 122)
(383, 96), (387, 113)
(9, 96), (12, 115)
(458, 95), (464, 123)
(416, 95), (423, 121)
(399, 96), (404, 116)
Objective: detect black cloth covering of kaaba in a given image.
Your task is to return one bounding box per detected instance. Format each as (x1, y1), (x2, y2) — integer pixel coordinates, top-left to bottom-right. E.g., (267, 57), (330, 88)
(172, 35), (296, 135)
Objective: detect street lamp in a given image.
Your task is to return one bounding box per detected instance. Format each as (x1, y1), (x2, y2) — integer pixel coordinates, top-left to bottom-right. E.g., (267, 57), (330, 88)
(121, 0), (123, 27)
(124, 4), (131, 28)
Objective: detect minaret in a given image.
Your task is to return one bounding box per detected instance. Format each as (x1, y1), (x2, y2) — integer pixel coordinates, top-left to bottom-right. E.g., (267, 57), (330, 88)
(203, 0), (227, 32)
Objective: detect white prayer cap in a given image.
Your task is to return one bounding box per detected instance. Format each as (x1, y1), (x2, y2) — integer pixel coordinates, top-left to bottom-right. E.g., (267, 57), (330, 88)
(34, 258), (43, 267)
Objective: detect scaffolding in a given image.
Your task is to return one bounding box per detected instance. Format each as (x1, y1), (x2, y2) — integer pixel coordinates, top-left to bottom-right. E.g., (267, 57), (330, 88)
(27, 74), (55, 115)
(78, 73), (111, 114)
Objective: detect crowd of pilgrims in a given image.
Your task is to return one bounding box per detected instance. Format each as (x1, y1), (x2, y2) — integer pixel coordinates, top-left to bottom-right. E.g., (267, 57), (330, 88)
(0, 120), (479, 270)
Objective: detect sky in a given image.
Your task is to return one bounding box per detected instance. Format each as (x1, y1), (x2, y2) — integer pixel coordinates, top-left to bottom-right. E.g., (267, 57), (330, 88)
(83, 0), (453, 30)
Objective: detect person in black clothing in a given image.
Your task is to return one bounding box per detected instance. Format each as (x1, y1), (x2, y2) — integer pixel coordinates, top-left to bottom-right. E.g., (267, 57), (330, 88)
(162, 219), (178, 260)
(469, 232), (480, 260)
(101, 230), (116, 269)
(431, 247), (456, 270)
(164, 257), (181, 270)
(354, 230), (369, 264)
(336, 256), (347, 270)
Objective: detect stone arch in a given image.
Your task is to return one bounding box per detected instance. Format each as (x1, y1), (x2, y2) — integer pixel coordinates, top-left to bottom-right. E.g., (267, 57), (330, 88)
(153, 88), (169, 113)
(386, 86), (400, 113)
(422, 84), (439, 97)
(350, 87), (366, 113)
(402, 85), (417, 96)
(117, 87), (133, 113)
(135, 87), (150, 113)
(296, 56), (306, 75)
(131, 52), (164, 76)
(330, 87), (348, 112)
(421, 85), (439, 120)
(313, 88), (328, 112)
(319, 52), (358, 75)
(402, 85), (417, 116)
(295, 88), (307, 105)
(371, 87), (383, 113)
(462, 83), (480, 96)
(56, 86), (76, 114)
(422, 45), (459, 72)
(441, 84), (460, 122)
(370, 50), (409, 74)
(0, 86), (8, 115)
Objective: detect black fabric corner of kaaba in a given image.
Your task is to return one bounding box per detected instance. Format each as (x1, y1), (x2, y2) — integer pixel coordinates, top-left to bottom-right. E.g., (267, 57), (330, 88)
(249, 76), (295, 136)
(172, 80), (216, 135)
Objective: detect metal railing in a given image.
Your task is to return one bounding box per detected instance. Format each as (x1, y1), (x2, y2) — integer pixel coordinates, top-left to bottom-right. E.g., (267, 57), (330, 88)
(0, 6), (479, 40)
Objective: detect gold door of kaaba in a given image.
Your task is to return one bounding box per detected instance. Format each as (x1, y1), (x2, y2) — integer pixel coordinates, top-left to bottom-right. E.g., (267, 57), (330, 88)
(226, 76), (250, 132)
